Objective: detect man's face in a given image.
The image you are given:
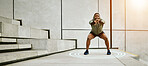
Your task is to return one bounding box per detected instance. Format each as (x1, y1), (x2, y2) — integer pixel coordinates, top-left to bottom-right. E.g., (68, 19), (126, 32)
(94, 14), (100, 19)
(94, 14), (100, 21)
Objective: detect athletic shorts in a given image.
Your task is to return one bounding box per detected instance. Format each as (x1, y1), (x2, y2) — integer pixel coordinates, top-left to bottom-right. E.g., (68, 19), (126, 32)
(90, 31), (105, 37)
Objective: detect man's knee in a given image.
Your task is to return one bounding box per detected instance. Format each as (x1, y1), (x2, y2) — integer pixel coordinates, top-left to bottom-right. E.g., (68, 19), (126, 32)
(103, 37), (108, 41)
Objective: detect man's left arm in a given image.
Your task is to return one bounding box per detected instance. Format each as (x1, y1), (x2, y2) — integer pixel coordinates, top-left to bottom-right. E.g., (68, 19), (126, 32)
(100, 19), (105, 26)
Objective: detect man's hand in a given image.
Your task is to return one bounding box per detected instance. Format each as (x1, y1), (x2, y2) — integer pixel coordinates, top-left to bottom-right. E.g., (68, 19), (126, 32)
(94, 18), (100, 24)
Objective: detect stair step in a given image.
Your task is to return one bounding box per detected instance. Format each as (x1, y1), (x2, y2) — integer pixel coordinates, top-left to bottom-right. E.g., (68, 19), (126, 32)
(18, 44), (32, 49)
(0, 44), (32, 51)
(29, 50), (49, 56)
(0, 50), (48, 63)
(0, 22), (48, 39)
(0, 51), (37, 63)
(0, 42), (17, 44)
(0, 38), (16, 42)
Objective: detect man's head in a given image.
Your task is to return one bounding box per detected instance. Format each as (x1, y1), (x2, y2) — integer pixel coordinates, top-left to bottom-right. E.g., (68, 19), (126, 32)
(93, 13), (100, 22)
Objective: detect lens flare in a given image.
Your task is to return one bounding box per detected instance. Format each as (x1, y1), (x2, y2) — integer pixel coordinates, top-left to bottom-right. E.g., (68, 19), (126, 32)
(131, 0), (147, 8)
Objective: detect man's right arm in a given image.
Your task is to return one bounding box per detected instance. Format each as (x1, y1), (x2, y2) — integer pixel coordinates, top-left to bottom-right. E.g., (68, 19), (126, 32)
(89, 20), (95, 25)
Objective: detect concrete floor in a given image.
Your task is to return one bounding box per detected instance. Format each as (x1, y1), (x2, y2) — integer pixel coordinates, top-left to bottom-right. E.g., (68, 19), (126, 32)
(6, 49), (147, 66)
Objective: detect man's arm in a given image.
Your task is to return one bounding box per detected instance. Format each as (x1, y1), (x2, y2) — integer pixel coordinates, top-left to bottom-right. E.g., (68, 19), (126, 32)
(99, 19), (105, 27)
(89, 20), (95, 25)
(100, 19), (105, 24)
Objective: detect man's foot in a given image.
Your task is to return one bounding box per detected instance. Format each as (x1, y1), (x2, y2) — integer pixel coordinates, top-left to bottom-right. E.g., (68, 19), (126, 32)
(107, 50), (111, 55)
(84, 50), (89, 55)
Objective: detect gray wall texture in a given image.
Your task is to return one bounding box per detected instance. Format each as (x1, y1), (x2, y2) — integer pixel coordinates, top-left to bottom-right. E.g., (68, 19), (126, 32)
(0, 0), (13, 19)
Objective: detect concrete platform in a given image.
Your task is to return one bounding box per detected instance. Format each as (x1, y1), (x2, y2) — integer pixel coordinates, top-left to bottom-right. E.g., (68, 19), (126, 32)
(6, 49), (147, 66)
(0, 44), (32, 50)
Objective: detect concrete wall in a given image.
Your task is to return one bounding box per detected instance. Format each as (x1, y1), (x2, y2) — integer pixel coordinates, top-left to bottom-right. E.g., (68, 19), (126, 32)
(0, 0), (13, 24)
(112, 0), (125, 50)
(14, 0), (61, 39)
(0, 0), (13, 19)
(0, 0), (61, 39)
(126, 0), (148, 62)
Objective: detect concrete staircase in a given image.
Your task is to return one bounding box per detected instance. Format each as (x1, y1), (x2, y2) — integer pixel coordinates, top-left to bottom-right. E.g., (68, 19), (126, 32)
(0, 43), (49, 64)
(0, 16), (76, 65)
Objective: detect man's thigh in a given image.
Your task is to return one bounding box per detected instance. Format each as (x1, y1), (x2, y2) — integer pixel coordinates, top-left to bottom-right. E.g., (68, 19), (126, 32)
(99, 33), (108, 40)
(87, 33), (95, 40)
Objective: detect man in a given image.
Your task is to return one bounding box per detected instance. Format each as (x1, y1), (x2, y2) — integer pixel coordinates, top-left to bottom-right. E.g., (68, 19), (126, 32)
(84, 13), (111, 55)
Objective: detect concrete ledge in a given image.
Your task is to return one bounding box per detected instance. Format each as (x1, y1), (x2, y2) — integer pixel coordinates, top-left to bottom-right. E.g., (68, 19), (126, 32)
(0, 44), (32, 50)
(0, 49), (58, 64)
(0, 38), (16, 42)
(119, 49), (140, 60)
(30, 28), (48, 39)
(29, 50), (49, 56)
(18, 26), (30, 38)
(0, 16), (21, 26)
(12, 20), (20, 26)
(30, 28), (40, 38)
(139, 59), (148, 66)
(1, 22), (18, 37)
(118, 57), (147, 66)
(0, 16), (12, 24)
(17, 39), (76, 53)
(18, 44), (32, 49)
(0, 50), (38, 63)
(0, 44), (18, 50)
(0, 22), (48, 39)
(40, 29), (48, 39)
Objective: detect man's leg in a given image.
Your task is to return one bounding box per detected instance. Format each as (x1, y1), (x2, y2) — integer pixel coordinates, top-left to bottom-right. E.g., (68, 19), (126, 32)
(84, 33), (95, 55)
(99, 33), (111, 55)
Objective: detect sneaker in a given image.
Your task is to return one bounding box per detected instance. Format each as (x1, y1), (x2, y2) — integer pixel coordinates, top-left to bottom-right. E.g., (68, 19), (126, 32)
(107, 50), (111, 55)
(84, 50), (89, 55)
